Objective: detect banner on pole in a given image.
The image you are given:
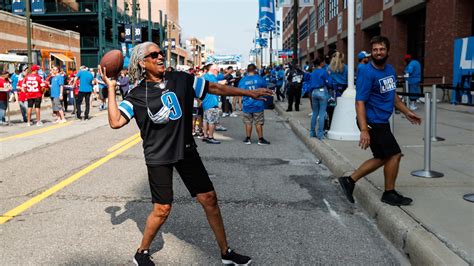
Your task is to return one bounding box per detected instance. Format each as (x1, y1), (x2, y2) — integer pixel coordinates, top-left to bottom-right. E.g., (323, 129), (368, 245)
(298, 0), (314, 7)
(124, 24), (132, 42)
(258, 0), (276, 33)
(12, 0), (25, 15)
(31, 0), (45, 14)
(133, 24), (142, 43)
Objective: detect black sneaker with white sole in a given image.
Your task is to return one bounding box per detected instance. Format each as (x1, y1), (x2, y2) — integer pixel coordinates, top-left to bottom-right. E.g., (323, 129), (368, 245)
(243, 137), (251, 145)
(221, 248), (251, 265)
(257, 138), (270, 145)
(133, 249), (154, 266)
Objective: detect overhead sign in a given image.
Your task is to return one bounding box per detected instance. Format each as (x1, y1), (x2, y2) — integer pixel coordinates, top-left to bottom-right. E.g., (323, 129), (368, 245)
(206, 55), (242, 64)
(259, 0), (276, 33)
(12, 0), (25, 15)
(31, 0), (45, 14)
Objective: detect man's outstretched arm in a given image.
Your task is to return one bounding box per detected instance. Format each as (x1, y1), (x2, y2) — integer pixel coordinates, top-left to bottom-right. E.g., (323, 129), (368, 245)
(208, 82), (272, 99)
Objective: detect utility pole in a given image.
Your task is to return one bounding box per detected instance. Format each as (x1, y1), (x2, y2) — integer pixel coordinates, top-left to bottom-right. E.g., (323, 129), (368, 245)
(292, 0), (299, 66)
(112, 0), (118, 48)
(147, 0), (152, 42)
(166, 20), (172, 67)
(269, 31), (273, 67)
(25, 0), (32, 66)
(132, 0), (137, 46)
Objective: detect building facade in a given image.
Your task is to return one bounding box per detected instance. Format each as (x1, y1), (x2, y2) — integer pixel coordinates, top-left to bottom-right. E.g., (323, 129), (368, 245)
(0, 0), (187, 68)
(282, 0), (473, 83)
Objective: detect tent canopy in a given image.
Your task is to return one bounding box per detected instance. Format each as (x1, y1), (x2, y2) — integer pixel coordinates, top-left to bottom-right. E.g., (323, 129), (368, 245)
(51, 53), (74, 62)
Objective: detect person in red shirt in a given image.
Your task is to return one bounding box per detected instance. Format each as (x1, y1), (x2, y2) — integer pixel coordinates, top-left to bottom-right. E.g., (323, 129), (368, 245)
(17, 77), (28, 122)
(0, 71), (12, 125)
(22, 65), (46, 126)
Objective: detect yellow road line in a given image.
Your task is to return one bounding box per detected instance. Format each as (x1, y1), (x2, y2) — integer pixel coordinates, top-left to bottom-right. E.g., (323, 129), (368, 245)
(0, 121), (73, 142)
(107, 133), (140, 152)
(0, 136), (142, 224)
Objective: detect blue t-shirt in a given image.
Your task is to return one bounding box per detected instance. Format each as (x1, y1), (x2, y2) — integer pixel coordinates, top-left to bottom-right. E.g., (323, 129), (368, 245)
(238, 74), (267, 113)
(276, 69), (285, 86)
(329, 64), (348, 85)
(11, 73), (19, 92)
(76, 70), (94, 92)
(356, 63), (397, 123)
(50, 75), (64, 98)
(96, 74), (106, 89)
(310, 68), (331, 89)
(201, 73), (219, 110)
(404, 59), (421, 84)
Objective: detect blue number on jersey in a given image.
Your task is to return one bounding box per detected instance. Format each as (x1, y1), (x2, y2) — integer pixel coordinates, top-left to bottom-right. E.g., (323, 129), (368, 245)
(161, 92), (182, 120)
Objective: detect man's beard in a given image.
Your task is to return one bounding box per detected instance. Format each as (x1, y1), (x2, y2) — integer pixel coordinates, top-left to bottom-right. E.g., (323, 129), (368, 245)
(372, 54), (389, 66)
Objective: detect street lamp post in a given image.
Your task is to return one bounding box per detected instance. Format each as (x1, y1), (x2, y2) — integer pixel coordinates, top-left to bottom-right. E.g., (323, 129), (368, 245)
(25, 0), (32, 66)
(292, 0), (299, 66)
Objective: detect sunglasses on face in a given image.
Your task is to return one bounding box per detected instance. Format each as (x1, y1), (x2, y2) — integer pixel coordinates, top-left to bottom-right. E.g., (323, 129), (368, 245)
(144, 51), (165, 59)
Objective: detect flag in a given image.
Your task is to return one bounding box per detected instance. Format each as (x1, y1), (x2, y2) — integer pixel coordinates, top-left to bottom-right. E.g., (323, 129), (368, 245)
(276, 0), (292, 8)
(258, 0), (276, 33)
(298, 0), (314, 7)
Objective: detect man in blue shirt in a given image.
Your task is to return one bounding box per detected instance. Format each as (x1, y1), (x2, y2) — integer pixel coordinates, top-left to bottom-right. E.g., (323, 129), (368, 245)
(50, 66), (67, 123)
(238, 64), (270, 145)
(403, 54), (422, 110)
(73, 66), (95, 120)
(339, 36), (421, 206)
(201, 64), (224, 144)
(356, 51), (370, 80)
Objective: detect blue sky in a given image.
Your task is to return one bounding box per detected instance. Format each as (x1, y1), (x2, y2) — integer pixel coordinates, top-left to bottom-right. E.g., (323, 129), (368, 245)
(179, 0), (281, 64)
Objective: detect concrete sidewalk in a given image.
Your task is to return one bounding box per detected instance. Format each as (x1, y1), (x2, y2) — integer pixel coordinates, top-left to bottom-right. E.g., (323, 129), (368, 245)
(274, 98), (473, 265)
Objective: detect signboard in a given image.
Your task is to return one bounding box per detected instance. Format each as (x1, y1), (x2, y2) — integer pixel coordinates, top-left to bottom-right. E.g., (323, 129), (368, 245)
(133, 24), (142, 43)
(276, 0), (292, 8)
(124, 24), (132, 42)
(171, 38), (176, 50)
(12, 0), (45, 15)
(31, 0), (45, 14)
(299, 0), (314, 7)
(452, 37), (474, 104)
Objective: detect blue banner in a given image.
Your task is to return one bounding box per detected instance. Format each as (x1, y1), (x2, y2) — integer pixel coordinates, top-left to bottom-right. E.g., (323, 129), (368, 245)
(31, 0), (45, 14)
(258, 0), (276, 33)
(452, 37), (474, 104)
(133, 24), (142, 43)
(124, 24), (132, 42)
(256, 38), (268, 48)
(12, 0), (25, 15)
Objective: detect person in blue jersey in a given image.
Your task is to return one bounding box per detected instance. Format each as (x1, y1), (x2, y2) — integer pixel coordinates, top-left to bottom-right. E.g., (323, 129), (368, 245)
(274, 66), (285, 101)
(309, 57), (332, 139)
(238, 64), (271, 145)
(356, 51), (371, 80)
(328, 51), (348, 97)
(403, 54), (422, 110)
(201, 63), (226, 144)
(338, 36), (421, 206)
(49, 66), (67, 123)
(99, 42), (271, 265)
(73, 66), (95, 120)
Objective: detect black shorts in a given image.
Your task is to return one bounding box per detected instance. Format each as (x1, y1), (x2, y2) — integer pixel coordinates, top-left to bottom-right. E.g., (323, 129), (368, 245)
(193, 106), (203, 117)
(27, 98), (42, 108)
(367, 123), (401, 159)
(147, 147), (214, 204)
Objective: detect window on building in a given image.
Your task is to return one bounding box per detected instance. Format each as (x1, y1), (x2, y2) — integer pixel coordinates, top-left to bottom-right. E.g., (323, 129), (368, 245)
(329, 0), (338, 20)
(299, 18), (308, 41)
(317, 1), (326, 28)
(309, 11), (316, 33)
(356, 0), (362, 20)
(344, 0), (347, 9)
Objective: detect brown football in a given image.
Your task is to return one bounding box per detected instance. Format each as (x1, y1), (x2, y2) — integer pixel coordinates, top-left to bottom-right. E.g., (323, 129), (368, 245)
(99, 49), (124, 78)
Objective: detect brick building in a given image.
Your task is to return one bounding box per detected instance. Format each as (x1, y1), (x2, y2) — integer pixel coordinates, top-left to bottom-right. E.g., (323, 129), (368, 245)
(0, 10), (80, 65)
(282, 0), (473, 83)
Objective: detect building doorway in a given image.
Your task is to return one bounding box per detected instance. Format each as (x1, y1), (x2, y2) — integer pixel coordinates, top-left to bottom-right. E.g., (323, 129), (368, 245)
(406, 8), (426, 77)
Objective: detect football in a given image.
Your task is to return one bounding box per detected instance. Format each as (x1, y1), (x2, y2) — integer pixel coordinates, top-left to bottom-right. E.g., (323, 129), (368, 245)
(99, 50), (124, 79)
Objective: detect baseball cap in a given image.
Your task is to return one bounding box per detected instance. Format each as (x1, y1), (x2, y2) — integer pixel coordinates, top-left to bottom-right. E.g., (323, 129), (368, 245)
(403, 54), (412, 62)
(31, 65), (40, 71)
(358, 51), (371, 60)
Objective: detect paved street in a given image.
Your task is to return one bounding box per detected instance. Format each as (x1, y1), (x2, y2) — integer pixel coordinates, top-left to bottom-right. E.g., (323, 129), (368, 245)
(0, 107), (407, 265)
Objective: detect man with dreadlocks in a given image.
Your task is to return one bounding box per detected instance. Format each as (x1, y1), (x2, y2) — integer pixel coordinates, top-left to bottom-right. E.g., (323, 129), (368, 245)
(99, 42), (272, 266)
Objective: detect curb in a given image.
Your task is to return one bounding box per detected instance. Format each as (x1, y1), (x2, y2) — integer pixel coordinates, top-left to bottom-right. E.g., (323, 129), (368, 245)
(274, 103), (468, 265)
(6, 102), (53, 117)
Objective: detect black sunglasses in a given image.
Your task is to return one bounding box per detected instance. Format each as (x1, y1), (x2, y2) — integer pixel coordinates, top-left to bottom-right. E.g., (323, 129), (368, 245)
(144, 51), (165, 59)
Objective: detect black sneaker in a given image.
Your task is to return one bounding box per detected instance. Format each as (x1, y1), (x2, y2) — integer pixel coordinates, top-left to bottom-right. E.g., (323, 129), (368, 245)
(221, 248), (252, 265)
(243, 137), (251, 145)
(133, 249), (154, 266)
(257, 138), (270, 145)
(381, 190), (413, 206)
(338, 176), (355, 203)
